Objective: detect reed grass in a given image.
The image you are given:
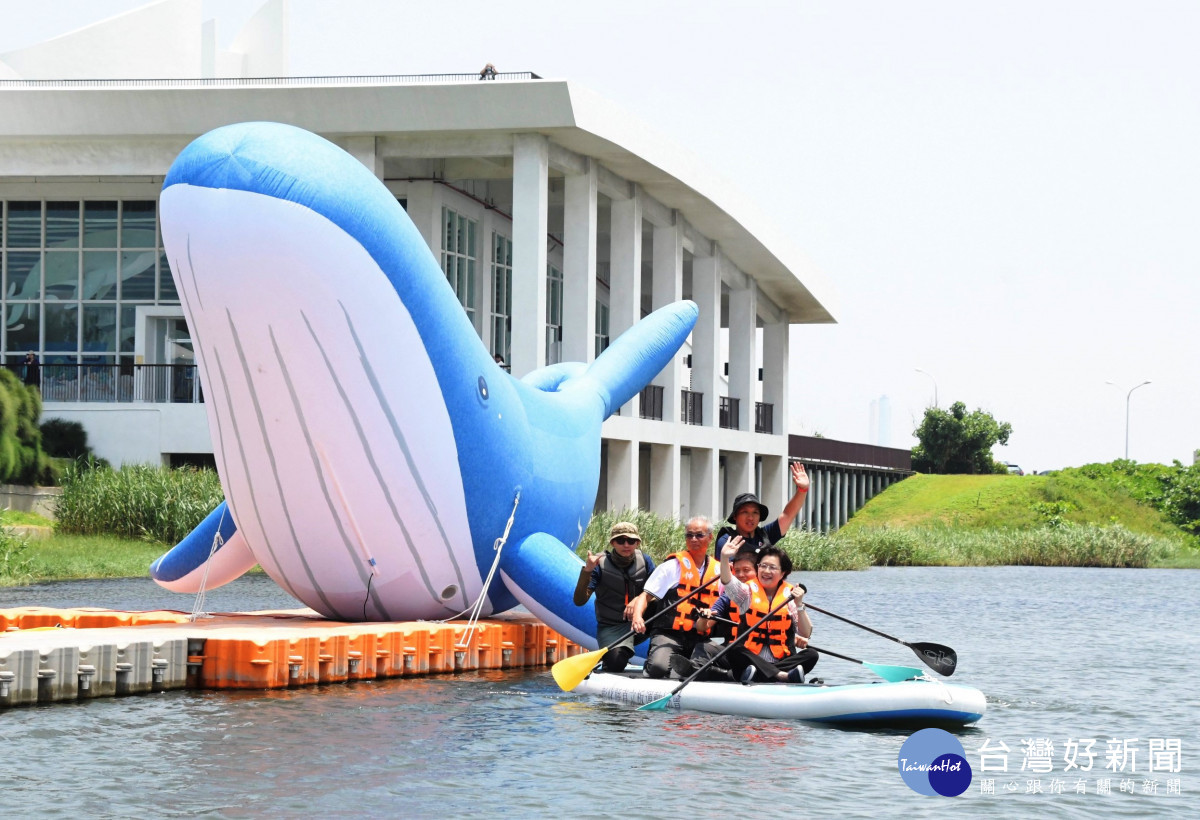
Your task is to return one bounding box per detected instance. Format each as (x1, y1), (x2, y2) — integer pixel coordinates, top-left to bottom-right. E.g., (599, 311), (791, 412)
(578, 508), (686, 562)
(834, 523), (1175, 568)
(0, 529), (35, 585)
(578, 509), (1179, 570)
(53, 463), (224, 544)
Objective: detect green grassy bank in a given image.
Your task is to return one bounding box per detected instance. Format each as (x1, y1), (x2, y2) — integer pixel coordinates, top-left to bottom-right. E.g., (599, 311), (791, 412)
(833, 473), (1198, 569)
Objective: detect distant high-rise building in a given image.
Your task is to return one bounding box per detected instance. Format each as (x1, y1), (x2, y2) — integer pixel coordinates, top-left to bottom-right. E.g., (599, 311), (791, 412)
(869, 395), (892, 446)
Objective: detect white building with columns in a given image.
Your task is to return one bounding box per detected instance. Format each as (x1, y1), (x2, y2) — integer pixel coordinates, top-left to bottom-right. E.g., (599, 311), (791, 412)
(0, 0), (837, 523)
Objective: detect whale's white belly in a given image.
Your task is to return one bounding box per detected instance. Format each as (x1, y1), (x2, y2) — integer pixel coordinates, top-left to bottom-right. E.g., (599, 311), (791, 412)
(160, 185), (478, 620)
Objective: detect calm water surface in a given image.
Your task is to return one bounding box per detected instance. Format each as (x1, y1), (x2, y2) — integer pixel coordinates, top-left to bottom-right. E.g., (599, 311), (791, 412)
(1, 567), (1196, 818)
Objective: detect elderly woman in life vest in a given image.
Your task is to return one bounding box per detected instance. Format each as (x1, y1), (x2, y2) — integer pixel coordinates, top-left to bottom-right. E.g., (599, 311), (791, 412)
(718, 536), (818, 684)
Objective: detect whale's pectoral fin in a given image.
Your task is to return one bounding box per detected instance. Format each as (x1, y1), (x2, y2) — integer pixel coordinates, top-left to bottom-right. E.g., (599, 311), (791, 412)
(149, 501), (258, 593)
(520, 361), (587, 392)
(570, 301), (699, 418)
(499, 532), (599, 651)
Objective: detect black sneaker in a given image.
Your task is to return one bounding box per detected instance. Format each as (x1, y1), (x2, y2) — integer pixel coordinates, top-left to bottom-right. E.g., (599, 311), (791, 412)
(786, 667), (805, 684)
(669, 654), (696, 680)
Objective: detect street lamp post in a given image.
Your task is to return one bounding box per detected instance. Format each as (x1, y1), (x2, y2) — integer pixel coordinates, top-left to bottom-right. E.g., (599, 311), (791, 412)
(1106, 380), (1151, 460)
(915, 369), (938, 408)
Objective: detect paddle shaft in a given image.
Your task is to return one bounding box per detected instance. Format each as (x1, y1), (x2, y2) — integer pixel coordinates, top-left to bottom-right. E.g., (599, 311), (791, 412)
(643, 592), (797, 709)
(699, 614), (871, 669)
(803, 602), (908, 646)
(803, 601), (957, 675)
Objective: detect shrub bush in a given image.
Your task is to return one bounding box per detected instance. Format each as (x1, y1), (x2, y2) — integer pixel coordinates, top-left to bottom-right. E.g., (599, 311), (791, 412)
(0, 368), (49, 484)
(54, 463), (224, 544)
(40, 418), (92, 460)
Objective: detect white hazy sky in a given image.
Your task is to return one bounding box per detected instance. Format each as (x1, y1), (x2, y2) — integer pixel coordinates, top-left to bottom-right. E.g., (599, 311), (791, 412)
(5, 1), (1198, 473)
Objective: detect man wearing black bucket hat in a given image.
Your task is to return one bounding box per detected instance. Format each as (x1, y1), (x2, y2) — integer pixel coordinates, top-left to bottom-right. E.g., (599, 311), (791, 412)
(714, 462), (810, 557)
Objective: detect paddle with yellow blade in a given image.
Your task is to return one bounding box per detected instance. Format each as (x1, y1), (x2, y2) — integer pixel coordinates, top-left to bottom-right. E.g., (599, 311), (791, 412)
(551, 575), (720, 692)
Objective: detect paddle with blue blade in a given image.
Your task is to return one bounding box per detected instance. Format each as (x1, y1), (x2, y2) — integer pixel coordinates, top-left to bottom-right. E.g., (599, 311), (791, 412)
(809, 645), (922, 682)
(637, 592), (796, 712)
(551, 575), (720, 692)
(804, 602), (957, 676)
(700, 614), (922, 683)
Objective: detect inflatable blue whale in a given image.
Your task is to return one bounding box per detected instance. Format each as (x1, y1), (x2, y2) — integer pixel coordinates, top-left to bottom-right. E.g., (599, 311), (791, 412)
(149, 122), (697, 648)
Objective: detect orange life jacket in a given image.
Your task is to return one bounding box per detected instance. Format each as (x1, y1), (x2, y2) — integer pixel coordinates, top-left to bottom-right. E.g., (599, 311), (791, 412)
(741, 580), (795, 659)
(727, 597), (741, 640)
(668, 551), (720, 632)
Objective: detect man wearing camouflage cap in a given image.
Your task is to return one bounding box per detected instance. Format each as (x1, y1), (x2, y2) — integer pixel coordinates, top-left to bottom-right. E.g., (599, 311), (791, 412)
(573, 521), (656, 672)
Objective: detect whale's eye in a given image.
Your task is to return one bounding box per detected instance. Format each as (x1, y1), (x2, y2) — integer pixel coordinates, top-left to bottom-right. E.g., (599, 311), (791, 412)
(477, 375), (489, 402)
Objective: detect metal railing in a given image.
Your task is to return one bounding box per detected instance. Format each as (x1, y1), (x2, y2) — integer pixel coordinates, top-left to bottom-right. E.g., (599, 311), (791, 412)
(681, 390), (703, 426)
(9, 363), (203, 404)
(0, 72), (543, 90)
(719, 396), (740, 430)
(755, 402), (774, 434)
(639, 385), (664, 420)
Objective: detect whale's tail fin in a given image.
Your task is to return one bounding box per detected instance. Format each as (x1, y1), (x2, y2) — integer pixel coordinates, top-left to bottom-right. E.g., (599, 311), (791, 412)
(570, 300), (698, 418)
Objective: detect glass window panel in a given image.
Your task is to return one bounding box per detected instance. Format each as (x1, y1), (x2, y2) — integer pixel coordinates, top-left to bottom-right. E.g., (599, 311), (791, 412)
(46, 201), (80, 248)
(120, 304), (137, 353)
(82, 304), (117, 352)
(6, 202), (41, 248)
(82, 251), (119, 300)
(443, 208), (454, 249)
(120, 201), (156, 248)
(120, 250), (156, 300)
(467, 259), (475, 306)
(467, 220), (475, 258)
(5, 302), (40, 352)
(44, 302), (79, 352)
(5, 251), (42, 299)
(83, 201), (119, 248)
(159, 252), (178, 302)
(43, 251), (80, 300)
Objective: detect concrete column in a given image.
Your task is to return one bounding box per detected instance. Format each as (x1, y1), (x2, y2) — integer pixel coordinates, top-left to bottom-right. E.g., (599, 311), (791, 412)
(511, 133), (549, 377)
(478, 209), (496, 349)
(563, 160), (598, 363)
(760, 454), (784, 524)
(650, 443), (681, 520)
(691, 254), (721, 427)
(609, 193), (642, 414)
(728, 283), (757, 431)
(839, 471), (849, 530)
(404, 180), (440, 255)
(762, 320), (788, 435)
(822, 469), (831, 534)
(343, 136), (383, 179)
(606, 438), (639, 512)
(652, 219), (683, 424)
(690, 447), (720, 523)
(725, 450), (752, 508)
(806, 468), (816, 533)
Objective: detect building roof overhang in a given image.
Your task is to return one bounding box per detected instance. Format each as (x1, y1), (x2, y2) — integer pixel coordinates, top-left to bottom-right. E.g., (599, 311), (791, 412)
(0, 77), (837, 323)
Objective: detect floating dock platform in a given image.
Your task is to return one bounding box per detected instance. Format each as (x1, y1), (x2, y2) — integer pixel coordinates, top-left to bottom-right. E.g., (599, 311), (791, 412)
(0, 607), (585, 709)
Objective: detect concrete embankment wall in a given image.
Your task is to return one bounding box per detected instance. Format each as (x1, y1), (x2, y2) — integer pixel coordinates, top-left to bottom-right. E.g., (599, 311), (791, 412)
(0, 484), (60, 520)
(0, 608), (584, 709)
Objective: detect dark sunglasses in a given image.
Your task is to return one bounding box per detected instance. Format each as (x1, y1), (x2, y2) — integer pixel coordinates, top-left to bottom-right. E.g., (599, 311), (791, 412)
(611, 536), (640, 546)
(684, 531), (708, 539)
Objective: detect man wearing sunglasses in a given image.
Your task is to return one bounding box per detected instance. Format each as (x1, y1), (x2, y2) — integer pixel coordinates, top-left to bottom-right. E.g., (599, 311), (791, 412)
(629, 516), (720, 679)
(573, 522), (656, 672)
